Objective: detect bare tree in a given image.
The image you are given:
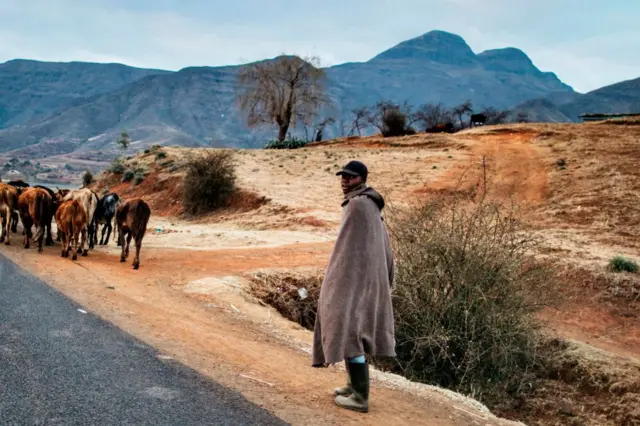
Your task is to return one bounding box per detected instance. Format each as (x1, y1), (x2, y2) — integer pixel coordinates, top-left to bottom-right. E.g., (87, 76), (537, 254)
(236, 55), (328, 142)
(349, 107), (370, 136)
(452, 100), (473, 129)
(482, 107), (510, 125)
(313, 116), (336, 142)
(515, 112), (530, 123)
(414, 103), (454, 131)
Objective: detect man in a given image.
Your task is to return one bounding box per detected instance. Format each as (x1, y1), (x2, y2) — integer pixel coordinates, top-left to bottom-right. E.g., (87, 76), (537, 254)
(312, 160), (396, 413)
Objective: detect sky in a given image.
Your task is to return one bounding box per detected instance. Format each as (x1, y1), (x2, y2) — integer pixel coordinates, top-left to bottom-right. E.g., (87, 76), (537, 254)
(0, 0), (638, 93)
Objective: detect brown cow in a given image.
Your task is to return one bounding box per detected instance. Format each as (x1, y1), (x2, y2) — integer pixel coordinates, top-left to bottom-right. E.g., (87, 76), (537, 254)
(18, 187), (53, 252)
(0, 183), (19, 245)
(116, 198), (151, 270)
(56, 188), (98, 255)
(55, 199), (87, 261)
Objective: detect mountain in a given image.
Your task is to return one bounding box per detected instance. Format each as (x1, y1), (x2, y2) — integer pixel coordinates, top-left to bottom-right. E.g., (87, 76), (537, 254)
(0, 59), (169, 129)
(512, 77), (640, 123)
(0, 30), (578, 156)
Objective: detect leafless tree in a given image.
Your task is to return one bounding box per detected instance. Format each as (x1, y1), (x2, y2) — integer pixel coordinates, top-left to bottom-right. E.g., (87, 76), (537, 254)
(414, 103), (455, 131)
(349, 107), (370, 136)
(515, 112), (530, 123)
(236, 55), (328, 142)
(482, 107), (510, 125)
(452, 100), (473, 129)
(313, 116), (336, 142)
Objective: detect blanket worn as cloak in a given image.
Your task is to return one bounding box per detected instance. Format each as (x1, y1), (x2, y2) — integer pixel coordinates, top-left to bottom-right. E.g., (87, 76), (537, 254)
(312, 185), (396, 367)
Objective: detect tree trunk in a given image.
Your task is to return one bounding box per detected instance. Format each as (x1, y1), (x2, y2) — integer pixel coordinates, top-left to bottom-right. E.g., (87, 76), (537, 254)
(278, 123), (289, 142)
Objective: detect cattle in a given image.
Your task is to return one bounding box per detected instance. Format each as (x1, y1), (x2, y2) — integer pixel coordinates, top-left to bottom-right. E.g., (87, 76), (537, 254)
(32, 185), (57, 246)
(94, 193), (120, 246)
(426, 122), (455, 133)
(470, 113), (487, 127)
(0, 183), (19, 245)
(55, 199), (87, 261)
(6, 180), (29, 233)
(55, 188), (99, 256)
(116, 198), (151, 270)
(18, 187), (53, 252)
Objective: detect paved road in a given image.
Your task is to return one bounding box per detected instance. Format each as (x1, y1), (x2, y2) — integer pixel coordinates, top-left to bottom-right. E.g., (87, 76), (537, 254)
(0, 254), (288, 425)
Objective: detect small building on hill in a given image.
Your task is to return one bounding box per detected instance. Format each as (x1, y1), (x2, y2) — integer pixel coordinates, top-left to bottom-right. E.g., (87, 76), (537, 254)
(580, 113), (640, 122)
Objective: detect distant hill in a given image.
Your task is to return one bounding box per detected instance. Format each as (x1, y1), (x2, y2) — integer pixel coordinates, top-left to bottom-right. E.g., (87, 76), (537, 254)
(512, 77), (640, 123)
(0, 59), (169, 128)
(0, 30), (583, 156)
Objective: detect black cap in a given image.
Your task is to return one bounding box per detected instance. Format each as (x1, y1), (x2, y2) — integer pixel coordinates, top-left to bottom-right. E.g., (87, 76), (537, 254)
(336, 160), (368, 181)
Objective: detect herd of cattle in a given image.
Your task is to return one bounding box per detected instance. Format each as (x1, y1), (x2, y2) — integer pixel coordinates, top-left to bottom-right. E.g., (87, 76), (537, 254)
(0, 179), (151, 269)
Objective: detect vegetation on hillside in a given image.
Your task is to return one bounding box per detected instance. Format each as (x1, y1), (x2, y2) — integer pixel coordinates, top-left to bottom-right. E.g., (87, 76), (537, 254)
(183, 151), (237, 215)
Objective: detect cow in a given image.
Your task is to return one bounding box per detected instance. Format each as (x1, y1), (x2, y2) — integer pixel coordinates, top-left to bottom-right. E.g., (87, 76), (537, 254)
(0, 183), (19, 245)
(32, 185), (57, 246)
(17, 187), (53, 252)
(6, 180), (29, 233)
(116, 198), (151, 270)
(470, 113), (487, 127)
(55, 199), (87, 261)
(426, 122), (455, 133)
(94, 192), (120, 246)
(55, 188), (99, 256)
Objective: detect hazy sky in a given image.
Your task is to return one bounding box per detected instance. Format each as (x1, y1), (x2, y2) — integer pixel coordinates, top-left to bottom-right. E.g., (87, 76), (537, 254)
(1, 0), (637, 93)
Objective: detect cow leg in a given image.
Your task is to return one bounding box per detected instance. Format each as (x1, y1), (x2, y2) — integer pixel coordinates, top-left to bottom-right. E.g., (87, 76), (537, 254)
(100, 222), (108, 245)
(88, 222), (95, 250)
(72, 229), (79, 261)
(119, 230), (128, 262)
(60, 231), (66, 257)
(132, 236), (142, 269)
(0, 214), (7, 244)
(105, 222), (113, 246)
(23, 219), (32, 249)
(36, 225), (44, 253)
(80, 227), (88, 256)
(10, 211), (18, 233)
(45, 220), (54, 246)
(125, 233), (132, 258)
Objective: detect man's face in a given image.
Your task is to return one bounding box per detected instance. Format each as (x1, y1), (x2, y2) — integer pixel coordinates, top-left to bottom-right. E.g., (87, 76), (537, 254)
(341, 174), (363, 195)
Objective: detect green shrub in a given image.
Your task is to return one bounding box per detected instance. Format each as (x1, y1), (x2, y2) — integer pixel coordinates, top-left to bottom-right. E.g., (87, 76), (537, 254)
(132, 172), (144, 186)
(107, 157), (125, 174)
(155, 151), (167, 160)
(609, 256), (639, 273)
(264, 137), (308, 150)
(122, 169), (135, 182)
(183, 150), (237, 215)
(82, 170), (94, 187)
(387, 192), (556, 400)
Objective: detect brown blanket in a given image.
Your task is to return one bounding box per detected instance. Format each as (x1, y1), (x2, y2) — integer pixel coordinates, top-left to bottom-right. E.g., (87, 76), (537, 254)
(312, 186), (396, 366)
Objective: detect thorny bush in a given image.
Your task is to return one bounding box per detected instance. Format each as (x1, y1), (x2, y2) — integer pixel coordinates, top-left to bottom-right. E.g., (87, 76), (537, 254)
(386, 191), (557, 402)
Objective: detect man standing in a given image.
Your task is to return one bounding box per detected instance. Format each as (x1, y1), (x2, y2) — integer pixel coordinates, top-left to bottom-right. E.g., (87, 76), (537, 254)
(312, 160), (396, 413)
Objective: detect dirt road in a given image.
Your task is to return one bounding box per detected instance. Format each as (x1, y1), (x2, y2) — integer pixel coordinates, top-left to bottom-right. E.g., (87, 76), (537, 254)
(0, 240), (520, 426)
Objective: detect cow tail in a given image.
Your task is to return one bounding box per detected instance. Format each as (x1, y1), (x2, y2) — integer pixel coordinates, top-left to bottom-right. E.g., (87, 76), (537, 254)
(33, 193), (45, 242)
(134, 202), (150, 241)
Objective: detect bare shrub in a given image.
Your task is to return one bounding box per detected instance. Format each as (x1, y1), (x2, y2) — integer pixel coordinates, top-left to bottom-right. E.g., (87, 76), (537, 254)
(183, 150), (237, 215)
(249, 272), (323, 330)
(387, 190), (557, 401)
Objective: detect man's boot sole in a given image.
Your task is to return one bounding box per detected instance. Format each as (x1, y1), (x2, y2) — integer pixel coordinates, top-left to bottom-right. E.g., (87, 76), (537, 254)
(334, 399), (368, 413)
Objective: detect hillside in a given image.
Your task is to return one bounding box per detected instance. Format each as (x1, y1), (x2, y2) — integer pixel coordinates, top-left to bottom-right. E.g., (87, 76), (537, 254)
(0, 59), (168, 130)
(514, 77), (640, 122)
(0, 30), (575, 156)
(2, 122), (640, 426)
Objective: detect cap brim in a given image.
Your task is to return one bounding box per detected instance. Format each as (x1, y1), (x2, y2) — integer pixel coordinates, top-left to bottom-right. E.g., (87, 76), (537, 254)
(336, 169), (359, 177)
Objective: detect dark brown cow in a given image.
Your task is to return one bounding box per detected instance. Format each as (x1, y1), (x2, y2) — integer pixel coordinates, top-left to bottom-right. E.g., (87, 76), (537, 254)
(55, 199), (87, 261)
(116, 198), (151, 270)
(18, 187), (53, 252)
(0, 183), (19, 245)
